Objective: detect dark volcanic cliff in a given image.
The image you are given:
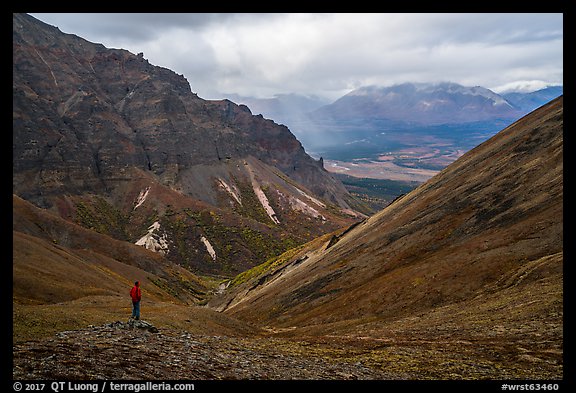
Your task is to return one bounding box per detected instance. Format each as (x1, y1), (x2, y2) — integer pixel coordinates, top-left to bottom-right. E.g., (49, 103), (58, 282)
(13, 13), (352, 209)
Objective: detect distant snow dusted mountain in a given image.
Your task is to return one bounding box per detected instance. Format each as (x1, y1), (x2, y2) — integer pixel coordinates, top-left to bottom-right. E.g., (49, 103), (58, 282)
(278, 82), (562, 180)
(503, 85), (564, 113)
(310, 82), (524, 126)
(221, 83), (562, 161)
(287, 82), (562, 160)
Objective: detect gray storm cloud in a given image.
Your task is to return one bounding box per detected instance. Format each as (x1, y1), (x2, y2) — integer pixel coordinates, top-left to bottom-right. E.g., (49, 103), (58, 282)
(30, 13), (563, 100)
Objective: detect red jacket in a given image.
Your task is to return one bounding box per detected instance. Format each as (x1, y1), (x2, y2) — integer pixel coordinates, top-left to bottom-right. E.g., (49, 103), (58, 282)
(130, 285), (141, 303)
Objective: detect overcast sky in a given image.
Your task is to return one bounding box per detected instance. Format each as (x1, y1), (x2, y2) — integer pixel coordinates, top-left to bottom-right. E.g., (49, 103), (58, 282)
(30, 13), (563, 101)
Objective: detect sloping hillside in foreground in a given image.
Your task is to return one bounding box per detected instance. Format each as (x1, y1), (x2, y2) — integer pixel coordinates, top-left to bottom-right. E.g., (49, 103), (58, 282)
(13, 194), (257, 343)
(210, 97), (563, 379)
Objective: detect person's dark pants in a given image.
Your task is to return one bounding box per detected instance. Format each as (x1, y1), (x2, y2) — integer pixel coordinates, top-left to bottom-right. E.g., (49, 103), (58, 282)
(131, 300), (140, 320)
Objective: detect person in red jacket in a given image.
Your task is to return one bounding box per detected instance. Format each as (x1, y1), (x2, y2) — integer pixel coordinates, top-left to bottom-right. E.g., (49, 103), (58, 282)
(130, 281), (142, 320)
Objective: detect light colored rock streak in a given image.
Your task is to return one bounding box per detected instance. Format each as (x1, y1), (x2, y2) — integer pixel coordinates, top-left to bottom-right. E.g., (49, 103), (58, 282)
(295, 188), (326, 208)
(246, 164), (280, 225)
(289, 195), (326, 221)
(135, 221), (169, 255)
(217, 178), (242, 205)
(253, 185), (280, 224)
(200, 235), (217, 261)
(134, 186), (151, 210)
(277, 190), (326, 220)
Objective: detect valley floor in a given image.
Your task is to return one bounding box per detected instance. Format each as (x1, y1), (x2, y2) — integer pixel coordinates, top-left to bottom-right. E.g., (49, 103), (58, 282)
(13, 320), (561, 380)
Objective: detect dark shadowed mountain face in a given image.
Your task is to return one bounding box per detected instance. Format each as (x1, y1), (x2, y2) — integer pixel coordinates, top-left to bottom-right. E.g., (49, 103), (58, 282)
(13, 13), (366, 276)
(12, 13), (352, 208)
(210, 97), (563, 377)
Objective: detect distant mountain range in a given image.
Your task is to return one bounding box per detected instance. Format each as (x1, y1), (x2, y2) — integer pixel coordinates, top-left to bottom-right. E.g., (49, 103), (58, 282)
(234, 82), (562, 131)
(232, 83), (562, 158)
(311, 82), (522, 125)
(502, 85), (564, 112)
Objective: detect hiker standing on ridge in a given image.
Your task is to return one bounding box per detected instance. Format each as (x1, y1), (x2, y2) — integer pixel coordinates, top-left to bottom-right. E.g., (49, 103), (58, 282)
(130, 281), (142, 320)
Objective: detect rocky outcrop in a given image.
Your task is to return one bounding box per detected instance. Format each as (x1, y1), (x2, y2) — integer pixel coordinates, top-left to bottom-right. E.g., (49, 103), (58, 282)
(13, 321), (560, 380)
(12, 323), (399, 380)
(110, 319), (159, 333)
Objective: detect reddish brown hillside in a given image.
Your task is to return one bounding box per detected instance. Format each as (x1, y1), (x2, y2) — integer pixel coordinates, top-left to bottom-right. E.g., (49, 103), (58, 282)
(13, 194), (265, 344)
(13, 194), (208, 306)
(209, 97), (563, 378)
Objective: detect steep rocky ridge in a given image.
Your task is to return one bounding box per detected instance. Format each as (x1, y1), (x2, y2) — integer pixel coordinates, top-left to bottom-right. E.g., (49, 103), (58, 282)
(13, 13), (353, 208)
(209, 97), (563, 378)
(13, 13), (365, 276)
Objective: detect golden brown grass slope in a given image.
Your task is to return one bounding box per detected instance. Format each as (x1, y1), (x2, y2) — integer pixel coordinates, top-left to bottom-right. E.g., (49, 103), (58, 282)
(13, 195), (257, 342)
(209, 97), (563, 378)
